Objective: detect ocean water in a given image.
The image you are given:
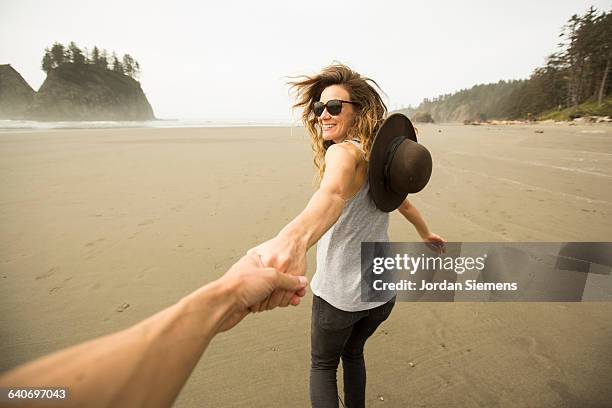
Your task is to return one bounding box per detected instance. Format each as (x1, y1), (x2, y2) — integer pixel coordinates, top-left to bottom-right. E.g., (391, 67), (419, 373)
(0, 119), (295, 131)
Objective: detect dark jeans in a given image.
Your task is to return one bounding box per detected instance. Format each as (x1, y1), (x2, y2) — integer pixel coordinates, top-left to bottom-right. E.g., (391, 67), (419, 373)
(310, 295), (395, 408)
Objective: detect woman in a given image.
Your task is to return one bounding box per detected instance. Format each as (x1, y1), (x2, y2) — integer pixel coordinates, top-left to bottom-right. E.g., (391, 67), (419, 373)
(250, 63), (445, 408)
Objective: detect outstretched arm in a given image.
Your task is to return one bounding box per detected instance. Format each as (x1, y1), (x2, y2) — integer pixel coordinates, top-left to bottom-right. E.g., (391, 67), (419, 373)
(397, 198), (446, 251)
(0, 254), (308, 408)
(279, 144), (359, 252)
(249, 143), (360, 310)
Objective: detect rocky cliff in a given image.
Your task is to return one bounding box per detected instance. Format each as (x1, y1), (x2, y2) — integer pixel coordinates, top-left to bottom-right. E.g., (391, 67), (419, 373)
(26, 63), (154, 120)
(0, 64), (36, 119)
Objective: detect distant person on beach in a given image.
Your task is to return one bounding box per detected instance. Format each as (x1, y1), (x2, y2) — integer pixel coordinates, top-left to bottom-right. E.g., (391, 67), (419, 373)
(0, 254), (308, 407)
(248, 64), (445, 408)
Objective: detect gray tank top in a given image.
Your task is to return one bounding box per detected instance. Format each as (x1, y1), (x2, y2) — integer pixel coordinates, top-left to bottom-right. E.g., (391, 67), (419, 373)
(310, 141), (394, 312)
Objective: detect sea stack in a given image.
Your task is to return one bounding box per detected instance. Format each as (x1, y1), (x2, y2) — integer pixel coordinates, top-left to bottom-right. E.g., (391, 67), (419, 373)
(0, 64), (36, 119)
(26, 63), (155, 121)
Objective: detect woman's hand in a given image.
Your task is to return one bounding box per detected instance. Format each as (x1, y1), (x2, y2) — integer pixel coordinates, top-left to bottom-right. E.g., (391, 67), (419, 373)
(218, 252), (308, 332)
(421, 232), (447, 254)
(246, 234), (308, 311)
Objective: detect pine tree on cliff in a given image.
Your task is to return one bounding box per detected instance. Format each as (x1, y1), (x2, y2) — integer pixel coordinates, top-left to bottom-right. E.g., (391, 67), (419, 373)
(594, 11), (611, 105)
(122, 54), (140, 79)
(68, 42), (86, 65)
(98, 49), (109, 69)
(112, 52), (124, 74)
(42, 48), (53, 73)
(561, 7), (611, 107)
(91, 46), (100, 65)
(50, 43), (67, 67)
(42, 43), (69, 72)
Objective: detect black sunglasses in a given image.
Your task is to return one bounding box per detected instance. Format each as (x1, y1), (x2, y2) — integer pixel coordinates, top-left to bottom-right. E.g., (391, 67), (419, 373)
(313, 99), (359, 117)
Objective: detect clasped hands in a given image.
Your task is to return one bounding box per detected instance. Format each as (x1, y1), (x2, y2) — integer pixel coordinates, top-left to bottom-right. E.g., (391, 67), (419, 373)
(246, 234), (308, 312)
(216, 241), (307, 332)
(213, 233), (308, 332)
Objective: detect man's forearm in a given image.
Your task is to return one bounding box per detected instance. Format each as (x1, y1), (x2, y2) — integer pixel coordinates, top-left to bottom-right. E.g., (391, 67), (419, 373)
(278, 187), (345, 251)
(0, 280), (235, 407)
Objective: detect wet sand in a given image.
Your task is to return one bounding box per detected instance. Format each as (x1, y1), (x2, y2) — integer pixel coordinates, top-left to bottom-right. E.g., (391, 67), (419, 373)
(0, 123), (611, 407)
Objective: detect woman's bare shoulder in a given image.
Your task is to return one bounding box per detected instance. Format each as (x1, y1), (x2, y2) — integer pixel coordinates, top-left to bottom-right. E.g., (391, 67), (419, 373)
(334, 141), (365, 164)
(325, 143), (363, 168)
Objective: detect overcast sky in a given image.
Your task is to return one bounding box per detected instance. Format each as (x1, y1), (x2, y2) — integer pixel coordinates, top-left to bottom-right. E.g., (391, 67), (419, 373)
(1, 0), (608, 121)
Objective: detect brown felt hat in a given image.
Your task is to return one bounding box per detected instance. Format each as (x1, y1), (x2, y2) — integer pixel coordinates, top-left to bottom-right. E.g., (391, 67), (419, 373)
(368, 113), (433, 212)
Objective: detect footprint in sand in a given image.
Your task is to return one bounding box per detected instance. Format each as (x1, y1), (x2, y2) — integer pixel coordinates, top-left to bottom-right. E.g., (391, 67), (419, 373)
(513, 336), (557, 371)
(434, 326), (447, 342)
(85, 239), (107, 259)
(85, 238), (106, 247)
(36, 267), (57, 280)
(135, 266), (157, 281)
(493, 223), (505, 231)
(116, 302), (130, 312)
(48, 277), (71, 294)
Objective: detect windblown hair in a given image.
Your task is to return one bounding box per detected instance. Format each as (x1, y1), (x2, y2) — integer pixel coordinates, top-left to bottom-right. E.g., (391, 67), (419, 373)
(287, 63), (387, 182)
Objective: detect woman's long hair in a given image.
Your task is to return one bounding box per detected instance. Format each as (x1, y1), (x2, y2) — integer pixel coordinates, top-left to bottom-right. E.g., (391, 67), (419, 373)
(287, 63), (387, 182)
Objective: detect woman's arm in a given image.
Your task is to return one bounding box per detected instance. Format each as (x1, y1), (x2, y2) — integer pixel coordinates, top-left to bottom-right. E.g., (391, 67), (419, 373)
(0, 254), (307, 408)
(397, 198), (430, 238)
(281, 143), (359, 250)
(397, 198), (446, 250)
(248, 143), (360, 310)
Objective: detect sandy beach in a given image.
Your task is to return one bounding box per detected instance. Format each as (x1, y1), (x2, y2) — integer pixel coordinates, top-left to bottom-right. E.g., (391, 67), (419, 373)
(1, 123), (611, 407)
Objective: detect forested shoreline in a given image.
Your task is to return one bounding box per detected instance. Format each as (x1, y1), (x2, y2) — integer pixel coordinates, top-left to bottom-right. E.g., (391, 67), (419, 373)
(402, 7), (611, 123)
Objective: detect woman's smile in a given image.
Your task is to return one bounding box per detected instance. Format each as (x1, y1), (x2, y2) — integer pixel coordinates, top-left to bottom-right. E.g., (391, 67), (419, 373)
(322, 123), (337, 134)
